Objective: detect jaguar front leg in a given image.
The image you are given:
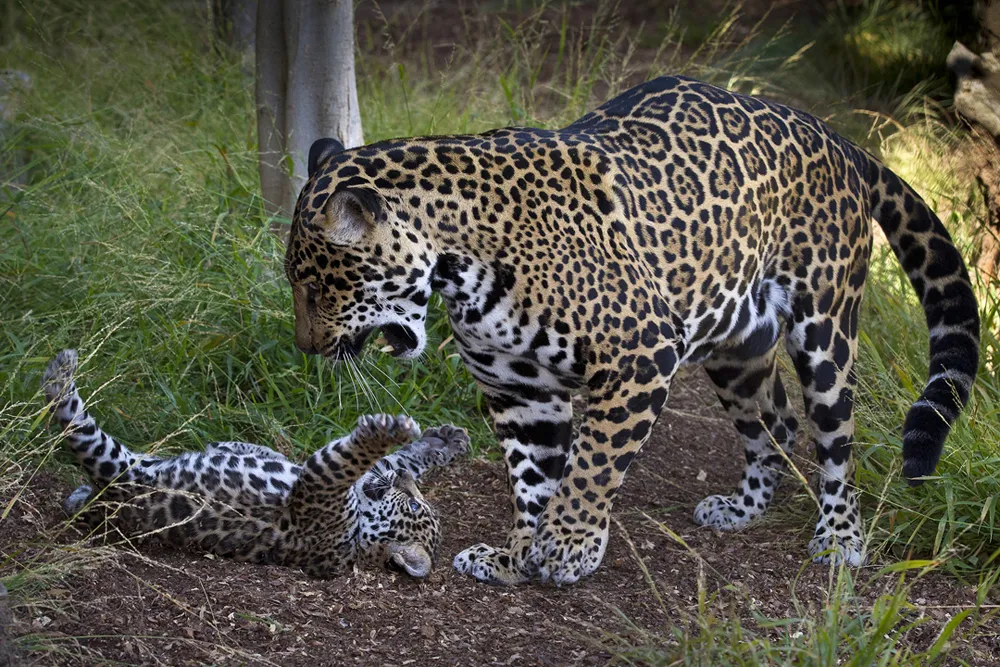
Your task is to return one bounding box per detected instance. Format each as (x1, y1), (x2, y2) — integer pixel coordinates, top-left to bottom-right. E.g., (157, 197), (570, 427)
(293, 414), (421, 502)
(531, 348), (676, 585)
(453, 389), (573, 585)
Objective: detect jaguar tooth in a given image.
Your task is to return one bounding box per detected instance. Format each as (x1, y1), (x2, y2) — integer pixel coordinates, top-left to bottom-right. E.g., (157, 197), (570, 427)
(375, 335), (394, 353)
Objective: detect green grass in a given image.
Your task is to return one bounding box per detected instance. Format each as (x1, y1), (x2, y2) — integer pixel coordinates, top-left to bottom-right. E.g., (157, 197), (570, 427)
(808, 0), (959, 113)
(0, 1), (495, 475)
(2, 0), (1000, 662)
(604, 561), (999, 665)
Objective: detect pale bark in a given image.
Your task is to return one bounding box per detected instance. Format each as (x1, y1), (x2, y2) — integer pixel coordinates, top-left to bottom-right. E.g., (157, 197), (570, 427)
(255, 0), (363, 229)
(948, 1), (1000, 278)
(948, 42), (1000, 139)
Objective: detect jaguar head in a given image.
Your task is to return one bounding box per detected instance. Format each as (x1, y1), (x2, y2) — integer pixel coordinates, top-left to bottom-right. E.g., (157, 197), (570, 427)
(356, 468), (440, 578)
(284, 138), (436, 361)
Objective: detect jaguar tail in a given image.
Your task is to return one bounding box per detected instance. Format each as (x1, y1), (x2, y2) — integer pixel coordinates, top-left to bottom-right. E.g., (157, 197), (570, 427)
(865, 154), (980, 483)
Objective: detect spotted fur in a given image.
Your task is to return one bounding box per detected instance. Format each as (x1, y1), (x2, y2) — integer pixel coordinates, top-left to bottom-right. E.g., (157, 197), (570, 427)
(43, 350), (469, 578)
(285, 76), (980, 585)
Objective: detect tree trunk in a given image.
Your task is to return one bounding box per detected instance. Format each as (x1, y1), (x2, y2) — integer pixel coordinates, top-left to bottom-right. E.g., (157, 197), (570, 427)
(255, 0), (364, 234)
(949, 0), (1000, 279)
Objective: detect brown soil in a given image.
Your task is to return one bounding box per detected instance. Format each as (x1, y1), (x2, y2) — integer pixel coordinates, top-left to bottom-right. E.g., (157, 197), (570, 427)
(3, 369), (997, 666)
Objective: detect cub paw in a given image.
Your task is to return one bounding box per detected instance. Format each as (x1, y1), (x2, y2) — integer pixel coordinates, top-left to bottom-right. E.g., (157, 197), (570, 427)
(416, 425), (470, 466)
(693, 494), (754, 531)
(453, 543), (531, 586)
(355, 414), (421, 447)
(64, 484), (93, 516)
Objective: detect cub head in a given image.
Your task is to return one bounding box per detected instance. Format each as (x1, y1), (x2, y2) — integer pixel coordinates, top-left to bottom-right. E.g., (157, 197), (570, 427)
(284, 137), (436, 361)
(355, 468), (440, 578)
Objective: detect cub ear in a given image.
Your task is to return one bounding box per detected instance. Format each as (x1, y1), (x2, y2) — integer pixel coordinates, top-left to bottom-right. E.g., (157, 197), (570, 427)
(362, 483), (388, 502)
(361, 475), (391, 502)
(308, 137), (345, 178)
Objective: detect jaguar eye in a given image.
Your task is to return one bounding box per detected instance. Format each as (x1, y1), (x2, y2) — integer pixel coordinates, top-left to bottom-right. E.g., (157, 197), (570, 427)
(408, 498), (421, 512)
(305, 282), (320, 301)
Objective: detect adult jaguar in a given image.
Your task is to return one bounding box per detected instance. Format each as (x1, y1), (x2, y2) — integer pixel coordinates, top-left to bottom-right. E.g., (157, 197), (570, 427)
(284, 76), (980, 585)
(43, 349), (469, 577)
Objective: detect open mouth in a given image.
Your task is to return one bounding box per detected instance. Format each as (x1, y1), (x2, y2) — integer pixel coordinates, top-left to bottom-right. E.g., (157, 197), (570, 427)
(330, 323), (418, 360)
(335, 327), (374, 358)
(380, 323), (419, 357)
(385, 544), (432, 578)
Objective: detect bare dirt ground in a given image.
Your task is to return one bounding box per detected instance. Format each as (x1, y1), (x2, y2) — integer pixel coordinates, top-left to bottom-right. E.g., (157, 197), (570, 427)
(3, 368), (998, 666)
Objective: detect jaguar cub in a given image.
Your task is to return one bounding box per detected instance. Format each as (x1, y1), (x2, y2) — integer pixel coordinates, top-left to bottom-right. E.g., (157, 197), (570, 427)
(42, 349), (468, 578)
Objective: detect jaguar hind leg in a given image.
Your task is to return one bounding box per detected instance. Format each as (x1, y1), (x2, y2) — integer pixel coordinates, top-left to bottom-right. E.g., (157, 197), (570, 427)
(694, 343), (799, 530)
(786, 294), (867, 567)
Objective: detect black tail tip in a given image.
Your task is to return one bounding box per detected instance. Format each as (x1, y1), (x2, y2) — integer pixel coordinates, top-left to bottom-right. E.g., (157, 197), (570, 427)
(902, 456), (940, 487)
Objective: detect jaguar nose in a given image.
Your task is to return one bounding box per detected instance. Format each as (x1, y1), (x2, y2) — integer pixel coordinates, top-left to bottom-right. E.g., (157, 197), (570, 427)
(388, 544), (433, 578)
(296, 340), (319, 355)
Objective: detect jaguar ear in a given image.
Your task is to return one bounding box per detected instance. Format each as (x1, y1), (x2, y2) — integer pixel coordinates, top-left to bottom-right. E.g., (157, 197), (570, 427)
(361, 477), (389, 502)
(340, 187), (383, 224)
(308, 137), (345, 178)
(324, 188), (385, 242)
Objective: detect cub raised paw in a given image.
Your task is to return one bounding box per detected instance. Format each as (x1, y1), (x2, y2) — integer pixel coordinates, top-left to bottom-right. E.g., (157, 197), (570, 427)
(412, 425), (470, 467)
(42, 348), (79, 404)
(354, 414), (421, 448)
